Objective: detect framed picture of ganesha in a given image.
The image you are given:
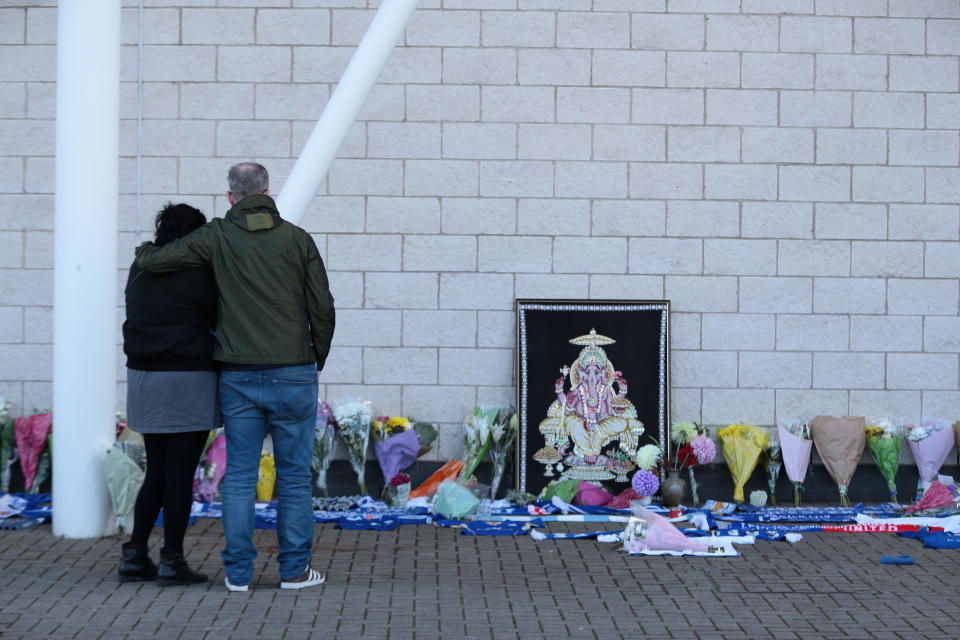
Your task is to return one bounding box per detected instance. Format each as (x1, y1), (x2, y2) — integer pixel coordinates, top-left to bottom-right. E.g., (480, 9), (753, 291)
(515, 299), (670, 495)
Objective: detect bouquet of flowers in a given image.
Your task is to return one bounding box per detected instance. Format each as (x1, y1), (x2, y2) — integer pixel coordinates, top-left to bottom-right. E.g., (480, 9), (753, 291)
(905, 418), (955, 496)
(256, 452), (275, 502)
(764, 438), (782, 506)
(668, 422), (716, 505)
(488, 409), (518, 499)
(812, 415), (865, 506)
(14, 412), (52, 493)
(331, 397), (372, 496)
(371, 416), (420, 493)
(459, 406), (496, 485)
(313, 401), (337, 497)
(387, 472), (411, 507)
(194, 432), (226, 502)
(865, 420), (902, 503)
(1, 398), (17, 493)
(777, 419), (812, 505)
(104, 441), (146, 535)
(717, 423), (768, 503)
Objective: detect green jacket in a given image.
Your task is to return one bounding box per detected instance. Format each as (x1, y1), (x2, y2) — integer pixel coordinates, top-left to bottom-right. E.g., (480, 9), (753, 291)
(135, 194), (335, 368)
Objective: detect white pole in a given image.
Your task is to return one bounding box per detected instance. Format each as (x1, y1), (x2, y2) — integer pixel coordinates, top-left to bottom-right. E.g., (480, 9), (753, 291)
(52, 0), (121, 538)
(276, 0), (418, 225)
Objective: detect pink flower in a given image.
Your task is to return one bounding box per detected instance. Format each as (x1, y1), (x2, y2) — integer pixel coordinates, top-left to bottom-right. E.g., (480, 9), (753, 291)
(690, 435), (716, 465)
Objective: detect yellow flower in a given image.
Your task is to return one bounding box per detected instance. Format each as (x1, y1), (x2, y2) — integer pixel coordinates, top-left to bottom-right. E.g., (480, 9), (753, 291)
(865, 425), (885, 439)
(386, 417), (411, 429)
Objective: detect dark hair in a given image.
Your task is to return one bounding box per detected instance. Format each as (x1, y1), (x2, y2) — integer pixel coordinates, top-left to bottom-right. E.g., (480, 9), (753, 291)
(154, 202), (206, 246)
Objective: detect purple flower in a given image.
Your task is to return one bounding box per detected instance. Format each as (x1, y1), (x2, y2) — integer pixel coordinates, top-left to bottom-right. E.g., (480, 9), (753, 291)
(631, 469), (660, 497)
(690, 435), (716, 465)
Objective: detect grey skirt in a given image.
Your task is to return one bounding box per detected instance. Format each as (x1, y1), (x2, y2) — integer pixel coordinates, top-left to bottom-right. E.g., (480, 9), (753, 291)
(126, 369), (220, 434)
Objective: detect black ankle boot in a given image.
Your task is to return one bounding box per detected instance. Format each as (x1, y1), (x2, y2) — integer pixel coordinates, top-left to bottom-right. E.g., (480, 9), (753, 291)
(118, 542), (158, 582)
(157, 549), (208, 586)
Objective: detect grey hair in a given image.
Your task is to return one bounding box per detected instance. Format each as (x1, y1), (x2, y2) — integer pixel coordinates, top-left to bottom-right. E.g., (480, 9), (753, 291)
(227, 162), (269, 199)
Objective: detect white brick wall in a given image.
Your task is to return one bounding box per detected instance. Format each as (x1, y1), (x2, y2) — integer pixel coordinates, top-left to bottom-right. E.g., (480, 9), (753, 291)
(3, 2), (959, 454)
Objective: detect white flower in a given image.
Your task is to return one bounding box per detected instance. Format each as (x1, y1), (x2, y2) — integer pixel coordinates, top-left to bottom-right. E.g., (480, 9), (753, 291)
(749, 490), (768, 507)
(634, 444), (661, 471)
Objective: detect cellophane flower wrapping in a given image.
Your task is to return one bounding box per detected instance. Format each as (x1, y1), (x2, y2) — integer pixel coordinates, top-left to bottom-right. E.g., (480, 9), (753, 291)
(865, 420), (902, 502)
(777, 419), (812, 505)
(331, 397), (372, 496)
(256, 452), (275, 502)
(764, 439), (782, 505)
(372, 427), (420, 490)
(313, 401), (337, 496)
(488, 411), (518, 499)
(13, 413), (52, 493)
(686, 434), (715, 506)
(195, 433), (226, 502)
(906, 418), (955, 487)
(811, 415), (866, 506)
(717, 424), (769, 503)
(0, 399), (14, 493)
(459, 406), (496, 485)
(104, 442), (145, 535)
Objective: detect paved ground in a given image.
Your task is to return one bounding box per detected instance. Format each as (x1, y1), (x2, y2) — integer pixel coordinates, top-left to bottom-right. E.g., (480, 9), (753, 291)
(1, 517), (959, 640)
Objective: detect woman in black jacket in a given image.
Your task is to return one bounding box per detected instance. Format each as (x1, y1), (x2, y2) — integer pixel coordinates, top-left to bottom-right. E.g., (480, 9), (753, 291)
(119, 203), (218, 586)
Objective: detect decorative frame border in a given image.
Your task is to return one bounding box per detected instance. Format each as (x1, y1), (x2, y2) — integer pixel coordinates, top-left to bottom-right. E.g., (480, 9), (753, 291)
(515, 299), (671, 494)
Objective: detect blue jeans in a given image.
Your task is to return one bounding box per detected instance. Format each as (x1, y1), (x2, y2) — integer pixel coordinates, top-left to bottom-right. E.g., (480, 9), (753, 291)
(219, 364), (318, 585)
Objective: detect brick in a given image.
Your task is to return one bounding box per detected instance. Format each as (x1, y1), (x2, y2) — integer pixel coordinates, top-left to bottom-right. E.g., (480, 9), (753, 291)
(404, 235), (476, 272)
(817, 129), (886, 165)
(780, 91), (851, 127)
(814, 277), (886, 313)
(0, 8), (24, 45)
(853, 167), (924, 203)
(380, 48), (442, 85)
(854, 92), (924, 128)
(593, 200), (665, 237)
(180, 83), (254, 119)
(888, 353), (958, 390)
(557, 87), (630, 124)
(327, 234), (400, 271)
(889, 56), (959, 92)
(0, 233), (22, 268)
(924, 316), (960, 352)
(852, 241), (923, 278)
(665, 276), (739, 312)
(407, 10), (479, 47)
(777, 389), (850, 419)
(674, 388), (703, 422)
(443, 48), (514, 85)
(741, 276), (813, 313)
(519, 49), (591, 86)
(815, 54), (887, 90)
(855, 18), (925, 54)
(257, 9), (330, 46)
(702, 313), (775, 350)
(630, 163), (702, 199)
(742, 128), (814, 163)
(0, 158), (22, 194)
(667, 52), (740, 88)
(22, 306), (48, 344)
(927, 168), (960, 204)
(592, 50), (666, 88)
(743, 0), (814, 11)
(329, 159), (403, 196)
(813, 352), (884, 388)
(553, 161), (627, 198)
(851, 316), (922, 352)
(888, 278), (958, 315)
(0, 46), (54, 81)
(402, 385), (477, 426)
(366, 197), (440, 234)
(553, 237), (627, 274)
(669, 0), (740, 11)
(482, 86), (554, 123)
(668, 127), (739, 162)
(402, 310), (475, 347)
(557, 12), (630, 49)
(406, 160), (478, 197)
(922, 390), (960, 417)
(407, 85), (478, 122)
(740, 351), (812, 389)
(592, 125), (664, 162)
(890, 130), (960, 167)
(364, 272), (437, 309)
(742, 202), (813, 239)
(816, 0), (887, 16)
(705, 165), (778, 201)
(628, 238), (702, 275)
(515, 274), (589, 299)
(439, 273), (514, 310)
(478, 236), (552, 273)
(480, 161), (552, 197)
(183, 9), (254, 45)
(702, 389), (774, 425)
(815, 204), (886, 240)
(742, 53), (814, 89)
(778, 314), (849, 351)
(120, 8), (179, 45)
(850, 390), (921, 420)
(24, 81), (53, 118)
(218, 46), (291, 82)
(216, 121), (288, 157)
(926, 241), (960, 277)
(778, 240), (851, 276)
(441, 198), (515, 235)
(0, 344), (50, 380)
(441, 123), (514, 160)
(632, 88), (704, 125)
(477, 310), (513, 348)
(667, 312), (700, 350)
(706, 90), (778, 126)
(667, 201), (739, 237)
(589, 275), (665, 300)
(781, 16), (852, 53)
(326, 271), (363, 308)
(633, 14), (705, 51)
(928, 19), (960, 55)
(440, 348), (513, 386)
(331, 9), (374, 46)
(889, 0), (960, 18)
(928, 94), (960, 129)
(672, 350), (738, 388)
(518, 124), (591, 160)
(705, 239), (776, 275)
(364, 348), (436, 385)
(292, 46), (351, 83)
(482, 11), (554, 47)
(331, 310), (400, 347)
(889, 205), (959, 240)
(518, 199), (588, 235)
(707, 15), (778, 52)
(780, 166), (850, 203)
(0, 83), (25, 117)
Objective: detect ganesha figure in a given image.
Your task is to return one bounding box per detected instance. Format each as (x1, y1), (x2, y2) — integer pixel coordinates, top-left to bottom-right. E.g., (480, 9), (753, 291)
(534, 329), (644, 483)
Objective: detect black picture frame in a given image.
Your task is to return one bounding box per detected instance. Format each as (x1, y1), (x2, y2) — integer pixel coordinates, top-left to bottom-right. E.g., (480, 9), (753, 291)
(515, 299), (670, 496)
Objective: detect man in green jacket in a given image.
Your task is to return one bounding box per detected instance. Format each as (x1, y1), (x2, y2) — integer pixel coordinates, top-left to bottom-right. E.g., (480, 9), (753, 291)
(136, 162), (335, 592)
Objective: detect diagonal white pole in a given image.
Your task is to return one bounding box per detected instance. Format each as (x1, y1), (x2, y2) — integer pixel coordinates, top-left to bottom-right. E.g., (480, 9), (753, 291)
(277, 0), (418, 225)
(53, 0), (121, 538)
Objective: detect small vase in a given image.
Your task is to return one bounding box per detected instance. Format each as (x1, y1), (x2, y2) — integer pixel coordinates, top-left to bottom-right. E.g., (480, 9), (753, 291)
(660, 470), (687, 507)
(395, 483), (410, 508)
